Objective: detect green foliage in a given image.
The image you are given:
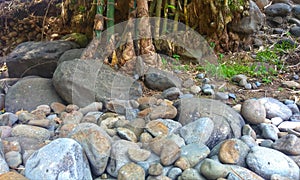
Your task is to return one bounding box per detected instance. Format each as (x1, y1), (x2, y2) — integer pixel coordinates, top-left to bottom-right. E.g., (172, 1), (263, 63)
(228, 0), (246, 12)
(78, 5), (86, 13)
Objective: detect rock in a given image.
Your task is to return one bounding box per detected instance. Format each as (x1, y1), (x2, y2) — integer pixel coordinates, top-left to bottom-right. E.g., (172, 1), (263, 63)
(255, 0), (270, 10)
(0, 126), (12, 138)
(107, 140), (140, 177)
(259, 97), (292, 120)
(118, 162), (145, 180)
(175, 98), (245, 148)
(182, 78), (194, 88)
(200, 158), (229, 179)
(260, 123), (279, 141)
(144, 67), (182, 91)
(290, 113), (300, 122)
(227, 165), (264, 180)
(65, 104), (79, 112)
(180, 117), (214, 145)
(272, 134), (300, 155)
(180, 168), (204, 180)
(0, 113), (18, 126)
(229, 0), (265, 34)
(116, 127), (137, 142)
(202, 88), (214, 95)
(58, 124), (77, 138)
(245, 83), (252, 89)
(242, 124), (257, 139)
(6, 41), (79, 78)
(167, 167), (182, 179)
(137, 153), (161, 174)
(241, 99), (266, 124)
(218, 139), (250, 167)
(190, 85), (201, 94)
(25, 138), (92, 180)
(128, 148), (151, 162)
(146, 120), (169, 137)
(68, 123), (112, 176)
(180, 143), (210, 167)
(215, 92), (229, 100)
(196, 73), (205, 79)
(161, 87), (182, 100)
(5, 77), (64, 113)
(157, 119), (182, 135)
(282, 80), (300, 89)
(0, 94), (4, 111)
(148, 163), (163, 176)
(246, 146), (299, 179)
(278, 121), (300, 130)
(149, 105), (177, 120)
(78, 102), (103, 115)
(57, 48), (84, 64)
(293, 5), (300, 19)
(289, 26), (300, 37)
(50, 102), (66, 114)
(265, 3), (292, 17)
(60, 111), (83, 124)
(0, 171), (28, 180)
(160, 140), (181, 166)
(11, 125), (50, 141)
(5, 151), (22, 169)
(271, 117), (284, 126)
(274, 28), (284, 34)
(53, 59), (142, 107)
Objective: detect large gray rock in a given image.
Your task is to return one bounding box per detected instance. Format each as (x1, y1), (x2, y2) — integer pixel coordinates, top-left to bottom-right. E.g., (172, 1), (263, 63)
(259, 97), (292, 120)
(25, 138), (92, 180)
(229, 0), (265, 34)
(68, 123), (112, 176)
(6, 41), (79, 78)
(144, 67), (182, 91)
(57, 48), (84, 64)
(246, 146), (299, 179)
(265, 3), (292, 17)
(5, 77), (64, 113)
(53, 59), (142, 107)
(175, 98), (245, 149)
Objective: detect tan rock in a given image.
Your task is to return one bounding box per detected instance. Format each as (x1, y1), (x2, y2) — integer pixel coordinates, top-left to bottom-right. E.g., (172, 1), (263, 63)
(160, 140), (181, 166)
(0, 172), (28, 180)
(175, 157), (190, 170)
(50, 102), (66, 114)
(146, 120), (169, 137)
(118, 162), (145, 180)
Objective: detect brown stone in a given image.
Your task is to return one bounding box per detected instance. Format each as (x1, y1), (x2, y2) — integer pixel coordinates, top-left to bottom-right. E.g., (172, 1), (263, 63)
(118, 162), (145, 180)
(272, 134), (300, 155)
(138, 108), (151, 118)
(128, 148), (151, 162)
(50, 102), (66, 114)
(137, 96), (158, 106)
(2, 140), (21, 153)
(149, 136), (167, 155)
(146, 120), (169, 137)
(27, 119), (50, 128)
(59, 123), (77, 138)
(149, 105), (177, 120)
(0, 171), (28, 180)
(160, 140), (181, 166)
(116, 127), (137, 142)
(175, 157), (190, 170)
(219, 140), (241, 165)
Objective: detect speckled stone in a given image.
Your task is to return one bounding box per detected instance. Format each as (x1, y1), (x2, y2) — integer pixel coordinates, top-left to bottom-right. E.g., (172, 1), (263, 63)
(146, 120), (169, 137)
(272, 134), (300, 155)
(118, 162), (145, 180)
(160, 140), (181, 166)
(128, 148), (151, 162)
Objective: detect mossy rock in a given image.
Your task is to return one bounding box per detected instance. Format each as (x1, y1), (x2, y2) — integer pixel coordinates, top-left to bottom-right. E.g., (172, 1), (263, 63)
(61, 33), (89, 48)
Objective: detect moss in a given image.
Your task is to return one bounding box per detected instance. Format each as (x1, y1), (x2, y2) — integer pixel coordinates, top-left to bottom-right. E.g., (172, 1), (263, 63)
(61, 33), (89, 47)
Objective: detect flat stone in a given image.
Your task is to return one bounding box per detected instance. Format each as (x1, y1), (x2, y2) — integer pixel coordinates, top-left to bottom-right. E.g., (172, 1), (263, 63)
(146, 120), (169, 137)
(227, 165), (264, 180)
(25, 138), (92, 180)
(11, 125), (50, 141)
(128, 148), (151, 162)
(241, 99), (266, 124)
(118, 162), (145, 180)
(259, 123), (279, 141)
(116, 127), (137, 142)
(282, 80), (300, 89)
(68, 123), (112, 176)
(246, 146), (299, 179)
(180, 168), (205, 180)
(278, 121), (300, 130)
(149, 105), (177, 120)
(50, 102), (66, 114)
(265, 3), (292, 16)
(180, 143), (210, 167)
(160, 140), (181, 166)
(27, 119), (51, 128)
(200, 158), (229, 179)
(60, 111), (83, 124)
(79, 102), (103, 115)
(272, 134), (300, 155)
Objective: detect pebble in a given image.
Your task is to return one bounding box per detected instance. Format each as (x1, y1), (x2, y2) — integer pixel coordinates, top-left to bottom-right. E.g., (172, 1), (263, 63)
(78, 102), (103, 115)
(118, 162), (145, 180)
(214, 92), (229, 100)
(60, 111), (83, 124)
(180, 168), (204, 180)
(293, 74), (299, 80)
(190, 85), (201, 94)
(146, 120), (169, 137)
(241, 99), (266, 124)
(246, 146), (299, 179)
(290, 26), (300, 37)
(202, 78), (210, 84)
(228, 93), (236, 99)
(287, 103), (300, 114)
(202, 88), (214, 95)
(200, 158), (229, 179)
(271, 117), (284, 126)
(161, 87), (182, 100)
(4, 151), (22, 169)
(160, 140), (181, 166)
(244, 83), (252, 89)
(282, 80), (300, 89)
(0, 113), (18, 126)
(0, 171), (28, 180)
(50, 102), (66, 114)
(167, 167), (182, 179)
(265, 3), (292, 17)
(11, 125), (50, 141)
(128, 148), (151, 162)
(290, 113), (300, 121)
(278, 121), (300, 130)
(196, 73), (205, 79)
(149, 105), (177, 120)
(180, 143), (210, 167)
(148, 163), (163, 176)
(272, 134), (300, 155)
(178, 94), (194, 99)
(259, 97), (292, 121)
(116, 127), (137, 142)
(259, 123), (279, 141)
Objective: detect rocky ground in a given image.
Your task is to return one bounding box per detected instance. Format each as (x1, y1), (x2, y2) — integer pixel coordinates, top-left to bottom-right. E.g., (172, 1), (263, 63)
(0, 0), (300, 180)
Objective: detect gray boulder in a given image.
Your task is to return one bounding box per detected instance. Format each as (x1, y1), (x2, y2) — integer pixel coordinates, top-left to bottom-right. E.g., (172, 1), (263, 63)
(25, 138), (92, 180)
(175, 98), (245, 148)
(57, 48), (84, 64)
(5, 77), (64, 113)
(6, 41), (79, 78)
(229, 0), (265, 34)
(259, 97), (292, 120)
(265, 3), (292, 17)
(53, 59), (142, 107)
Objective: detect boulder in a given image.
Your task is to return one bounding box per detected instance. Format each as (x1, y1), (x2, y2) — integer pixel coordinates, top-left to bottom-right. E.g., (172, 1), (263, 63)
(53, 59), (142, 107)
(5, 77), (64, 113)
(175, 98), (245, 148)
(6, 41), (79, 78)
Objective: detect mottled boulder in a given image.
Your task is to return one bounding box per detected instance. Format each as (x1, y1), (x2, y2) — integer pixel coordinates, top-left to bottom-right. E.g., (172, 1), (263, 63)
(25, 138), (92, 180)
(57, 48), (84, 64)
(5, 77), (64, 113)
(53, 59), (142, 107)
(175, 98), (245, 149)
(68, 123), (112, 176)
(6, 41), (79, 78)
